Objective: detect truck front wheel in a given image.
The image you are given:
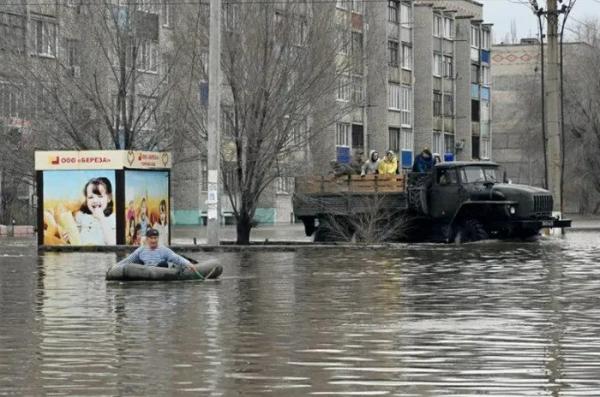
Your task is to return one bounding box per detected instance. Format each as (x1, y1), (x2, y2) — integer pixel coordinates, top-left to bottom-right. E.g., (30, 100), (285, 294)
(453, 219), (489, 244)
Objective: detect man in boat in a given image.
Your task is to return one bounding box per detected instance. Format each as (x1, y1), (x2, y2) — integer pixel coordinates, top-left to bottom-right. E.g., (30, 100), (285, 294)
(122, 228), (196, 272)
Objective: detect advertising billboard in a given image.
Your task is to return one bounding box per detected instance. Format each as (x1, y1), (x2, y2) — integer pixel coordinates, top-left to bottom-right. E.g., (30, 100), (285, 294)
(42, 170), (117, 245)
(125, 170), (170, 246)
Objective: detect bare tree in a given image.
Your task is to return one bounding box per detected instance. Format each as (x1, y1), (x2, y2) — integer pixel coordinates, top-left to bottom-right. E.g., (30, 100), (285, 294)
(0, 1), (191, 151)
(565, 18), (600, 213)
(176, 2), (356, 244)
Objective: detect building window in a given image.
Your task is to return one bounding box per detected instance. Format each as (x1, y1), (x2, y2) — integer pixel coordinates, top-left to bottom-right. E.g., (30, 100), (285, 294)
(433, 15), (442, 37)
(402, 128), (413, 150)
(481, 100), (490, 122)
(444, 133), (455, 154)
(0, 12), (25, 52)
(30, 18), (57, 57)
(162, 0), (174, 26)
(471, 26), (480, 48)
(481, 138), (490, 159)
(352, 124), (364, 149)
(201, 160), (208, 191)
(336, 0), (349, 10)
(389, 127), (401, 152)
(352, 76), (363, 103)
(444, 17), (453, 38)
(336, 122), (351, 147)
(433, 53), (442, 77)
(276, 177), (293, 194)
(388, 40), (399, 67)
(433, 131), (443, 155)
(482, 30), (490, 50)
(138, 41), (158, 72)
(471, 99), (480, 122)
(351, 31), (363, 72)
(388, 83), (401, 110)
(401, 44), (412, 70)
(0, 81), (24, 119)
(337, 75), (351, 102)
(472, 136), (480, 159)
(351, 0), (363, 14)
(443, 55), (453, 78)
(401, 85), (411, 127)
(400, 3), (411, 25)
(443, 94), (454, 116)
(66, 39), (79, 67)
(433, 92), (442, 117)
(224, 3), (239, 31)
(388, 0), (399, 23)
(482, 66), (490, 85)
(471, 64), (480, 84)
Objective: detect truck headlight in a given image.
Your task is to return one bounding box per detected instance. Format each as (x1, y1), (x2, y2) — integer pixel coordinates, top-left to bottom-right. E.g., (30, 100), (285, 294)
(509, 206), (516, 215)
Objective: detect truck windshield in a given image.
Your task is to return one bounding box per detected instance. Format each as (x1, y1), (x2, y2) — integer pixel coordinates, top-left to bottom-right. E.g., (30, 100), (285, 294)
(461, 166), (498, 183)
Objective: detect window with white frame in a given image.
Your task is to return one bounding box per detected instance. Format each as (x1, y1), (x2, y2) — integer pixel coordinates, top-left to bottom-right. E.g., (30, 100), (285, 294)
(138, 41), (158, 72)
(401, 44), (412, 69)
(433, 15), (442, 37)
(433, 131), (443, 155)
(336, 122), (351, 147)
(443, 94), (454, 116)
(336, 0), (349, 10)
(444, 133), (455, 154)
(433, 53), (442, 77)
(337, 75), (351, 102)
(482, 65), (490, 85)
(162, 0), (174, 26)
(388, 83), (401, 110)
(482, 30), (490, 50)
(481, 100), (490, 122)
(388, 0), (399, 23)
(401, 85), (411, 127)
(443, 55), (453, 78)
(30, 18), (57, 57)
(444, 17), (453, 38)
(352, 0), (363, 14)
(276, 177), (294, 194)
(400, 3), (411, 25)
(0, 81), (24, 119)
(481, 138), (490, 159)
(471, 26), (480, 48)
(401, 128), (413, 150)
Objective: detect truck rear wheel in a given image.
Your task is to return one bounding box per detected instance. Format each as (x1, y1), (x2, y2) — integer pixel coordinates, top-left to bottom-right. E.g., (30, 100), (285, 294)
(454, 219), (488, 244)
(314, 216), (353, 243)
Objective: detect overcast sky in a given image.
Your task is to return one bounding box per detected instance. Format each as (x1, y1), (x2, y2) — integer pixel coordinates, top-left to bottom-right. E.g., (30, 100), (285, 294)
(480, 0), (600, 43)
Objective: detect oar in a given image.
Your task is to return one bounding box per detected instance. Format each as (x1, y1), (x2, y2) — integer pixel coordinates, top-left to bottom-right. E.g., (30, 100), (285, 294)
(179, 253), (205, 280)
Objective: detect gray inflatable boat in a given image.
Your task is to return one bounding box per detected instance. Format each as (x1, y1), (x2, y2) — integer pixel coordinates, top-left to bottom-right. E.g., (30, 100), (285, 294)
(106, 260), (223, 281)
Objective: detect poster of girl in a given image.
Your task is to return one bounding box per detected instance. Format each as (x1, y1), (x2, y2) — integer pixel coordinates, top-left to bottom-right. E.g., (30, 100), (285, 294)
(152, 199), (169, 245)
(42, 171), (117, 246)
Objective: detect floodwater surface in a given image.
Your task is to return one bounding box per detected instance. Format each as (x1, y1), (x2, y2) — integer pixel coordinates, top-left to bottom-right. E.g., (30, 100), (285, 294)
(1, 233), (600, 396)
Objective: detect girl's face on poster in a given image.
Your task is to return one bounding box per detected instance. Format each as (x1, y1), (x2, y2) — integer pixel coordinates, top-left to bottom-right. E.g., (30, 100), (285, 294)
(86, 184), (110, 214)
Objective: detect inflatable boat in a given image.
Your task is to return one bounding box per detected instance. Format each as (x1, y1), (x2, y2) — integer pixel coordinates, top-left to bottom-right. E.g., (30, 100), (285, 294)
(106, 260), (223, 281)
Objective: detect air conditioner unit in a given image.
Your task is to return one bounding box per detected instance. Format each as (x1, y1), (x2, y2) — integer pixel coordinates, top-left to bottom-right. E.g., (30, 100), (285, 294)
(71, 66), (81, 78)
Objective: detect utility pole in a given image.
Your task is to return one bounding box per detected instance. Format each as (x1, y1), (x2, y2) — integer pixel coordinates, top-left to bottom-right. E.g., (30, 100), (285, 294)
(545, 0), (562, 214)
(206, 0), (222, 245)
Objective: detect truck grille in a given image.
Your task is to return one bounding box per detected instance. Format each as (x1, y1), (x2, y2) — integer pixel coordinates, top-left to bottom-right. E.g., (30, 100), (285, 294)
(533, 194), (553, 214)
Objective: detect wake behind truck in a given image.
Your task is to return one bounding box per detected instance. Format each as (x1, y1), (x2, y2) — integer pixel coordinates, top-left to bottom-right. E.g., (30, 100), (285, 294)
(293, 161), (571, 243)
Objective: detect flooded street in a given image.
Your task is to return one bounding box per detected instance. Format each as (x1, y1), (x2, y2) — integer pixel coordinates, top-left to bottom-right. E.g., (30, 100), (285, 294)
(1, 233), (600, 396)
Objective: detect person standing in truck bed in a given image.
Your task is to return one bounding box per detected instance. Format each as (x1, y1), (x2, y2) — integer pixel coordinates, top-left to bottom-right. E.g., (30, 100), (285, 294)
(378, 150), (398, 175)
(412, 148), (435, 173)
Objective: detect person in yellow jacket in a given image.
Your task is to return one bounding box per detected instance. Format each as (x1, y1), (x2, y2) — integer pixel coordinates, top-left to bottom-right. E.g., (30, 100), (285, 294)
(378, 150), (398, 175)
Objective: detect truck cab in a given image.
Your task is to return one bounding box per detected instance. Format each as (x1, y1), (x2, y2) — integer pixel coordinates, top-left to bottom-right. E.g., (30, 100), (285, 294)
(416, 162), (571, 242)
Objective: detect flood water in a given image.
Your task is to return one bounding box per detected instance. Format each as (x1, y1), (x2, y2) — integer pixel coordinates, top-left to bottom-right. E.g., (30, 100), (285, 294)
(1, 233), (600, 396)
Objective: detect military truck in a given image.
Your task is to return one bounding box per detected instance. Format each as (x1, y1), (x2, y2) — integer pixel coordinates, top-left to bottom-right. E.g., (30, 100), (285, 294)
(293, 161), (571, 243)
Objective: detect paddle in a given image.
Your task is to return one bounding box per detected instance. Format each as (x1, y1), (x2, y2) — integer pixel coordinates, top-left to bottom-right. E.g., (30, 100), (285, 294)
(178, 253), (205, 280)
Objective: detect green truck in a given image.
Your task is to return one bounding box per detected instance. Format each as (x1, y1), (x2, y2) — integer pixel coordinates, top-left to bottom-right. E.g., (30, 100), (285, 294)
(293, 161), (571, 243)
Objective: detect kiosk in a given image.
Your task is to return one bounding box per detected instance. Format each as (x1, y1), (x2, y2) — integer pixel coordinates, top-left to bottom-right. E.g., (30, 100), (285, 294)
(35, 150), (171, 246)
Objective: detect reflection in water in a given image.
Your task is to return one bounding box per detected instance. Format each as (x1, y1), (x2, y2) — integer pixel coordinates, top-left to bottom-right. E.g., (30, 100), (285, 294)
(1, 232), (600, 395)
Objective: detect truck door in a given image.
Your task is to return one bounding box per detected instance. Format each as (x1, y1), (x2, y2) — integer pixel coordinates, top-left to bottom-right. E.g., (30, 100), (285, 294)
(430, 168), (460, 219)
